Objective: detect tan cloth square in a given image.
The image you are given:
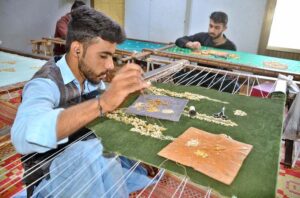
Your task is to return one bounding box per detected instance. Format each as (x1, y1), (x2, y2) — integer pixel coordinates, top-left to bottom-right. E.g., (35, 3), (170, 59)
(158, 127), (253, 185)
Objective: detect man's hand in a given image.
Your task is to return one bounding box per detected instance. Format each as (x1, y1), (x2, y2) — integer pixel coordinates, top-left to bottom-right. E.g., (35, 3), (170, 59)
(99, 63), (151, 113)
(186, 41), (201, 50)
(141, 163), (159, 177)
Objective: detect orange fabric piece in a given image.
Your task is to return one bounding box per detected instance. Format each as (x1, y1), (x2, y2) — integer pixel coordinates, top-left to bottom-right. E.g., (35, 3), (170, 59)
(158, 127), (253, 185)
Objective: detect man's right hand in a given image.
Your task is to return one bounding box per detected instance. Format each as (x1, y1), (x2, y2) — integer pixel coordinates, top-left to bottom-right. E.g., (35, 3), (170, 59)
(186, 41), (201, 50)
(99, 63), (151, 113)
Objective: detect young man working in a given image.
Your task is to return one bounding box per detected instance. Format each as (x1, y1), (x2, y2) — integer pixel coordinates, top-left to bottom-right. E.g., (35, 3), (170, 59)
(12, 6), (152, 197)
(176, 11), (236, 51)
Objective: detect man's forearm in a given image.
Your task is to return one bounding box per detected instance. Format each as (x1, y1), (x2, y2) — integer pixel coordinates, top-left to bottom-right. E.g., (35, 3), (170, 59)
(175, 37), (189, 48)
(56, 98), (100, 140)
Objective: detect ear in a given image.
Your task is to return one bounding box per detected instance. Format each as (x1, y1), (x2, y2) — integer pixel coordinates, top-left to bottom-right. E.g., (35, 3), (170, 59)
(70, 41), (82, 57)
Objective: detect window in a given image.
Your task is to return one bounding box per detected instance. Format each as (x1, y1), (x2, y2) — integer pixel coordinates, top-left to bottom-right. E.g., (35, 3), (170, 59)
(267, 0), (300, 53)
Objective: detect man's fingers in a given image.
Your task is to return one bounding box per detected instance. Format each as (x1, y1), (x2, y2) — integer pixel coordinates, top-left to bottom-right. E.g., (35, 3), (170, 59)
(193, 42), (201, 49)
(115, 69), (143, 82)
(100, 63), (150, 112)
(110, 71), (151, 95)
(118, 63), (144, 74)
(122, 80), (151, 94)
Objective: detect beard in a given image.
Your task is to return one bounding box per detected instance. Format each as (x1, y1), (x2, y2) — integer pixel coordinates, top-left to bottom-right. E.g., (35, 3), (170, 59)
(78, 58), (107, 85)
(209, 32), (222, 40)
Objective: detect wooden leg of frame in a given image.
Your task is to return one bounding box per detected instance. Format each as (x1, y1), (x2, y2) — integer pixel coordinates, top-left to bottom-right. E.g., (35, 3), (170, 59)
(283, 139), (294, 168)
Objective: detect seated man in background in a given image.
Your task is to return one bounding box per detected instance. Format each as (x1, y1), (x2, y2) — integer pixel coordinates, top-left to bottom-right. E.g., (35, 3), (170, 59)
(12, 6), (153, 197)
(53, 0), (86, 55)
(175, 11), (236, 51)
(174, 11), (238, 93)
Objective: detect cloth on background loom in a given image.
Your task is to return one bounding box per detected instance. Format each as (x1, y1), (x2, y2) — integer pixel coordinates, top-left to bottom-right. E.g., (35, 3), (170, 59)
(117, 39), (165, 53)
(284, 92), (300, 140)
(0, 51), (46, 88)
(164, 46), (300, 75)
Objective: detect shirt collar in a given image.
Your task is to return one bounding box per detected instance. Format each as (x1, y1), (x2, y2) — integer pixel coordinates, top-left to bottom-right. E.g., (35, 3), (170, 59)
(56, 54), (76, 85)
(56, 54), (106, 92)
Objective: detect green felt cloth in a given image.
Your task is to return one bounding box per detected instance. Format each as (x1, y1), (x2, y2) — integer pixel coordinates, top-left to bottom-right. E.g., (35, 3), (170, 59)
(88, 83), (285, 197)
(117, 39), (165, 52)
(165, 46), (300, 75)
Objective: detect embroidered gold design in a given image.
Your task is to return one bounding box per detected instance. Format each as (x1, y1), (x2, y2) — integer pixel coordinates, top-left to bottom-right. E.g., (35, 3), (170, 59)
(183, 110), (238, 127)
(106, 109), (174, 140)
(214, 144), (226, 151)
(234, 110), (247, 116)
(133, 99), (169, 113)
(30, 66), (42, 70)
(162, 109), (174, 114)
(0, 68), (15, 72)
(0, 61), (16, 64)
(194, 150), (208, 158)
(263, 61), (288, 70)
(148, 87), (228, 104)
(186, 139), (199, 147)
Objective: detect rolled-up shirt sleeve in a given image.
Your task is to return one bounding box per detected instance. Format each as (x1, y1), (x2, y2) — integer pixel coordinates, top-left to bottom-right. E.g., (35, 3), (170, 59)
(175, 36), (191, 48)
(11, 78), (65, 154)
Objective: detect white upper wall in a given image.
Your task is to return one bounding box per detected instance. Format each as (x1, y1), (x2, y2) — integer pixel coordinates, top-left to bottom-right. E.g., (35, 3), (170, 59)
(0, 0), (90, 53)
(125, 0), (187, 43)
(189, 0), (267, 53)
(124, 0), (151, 40)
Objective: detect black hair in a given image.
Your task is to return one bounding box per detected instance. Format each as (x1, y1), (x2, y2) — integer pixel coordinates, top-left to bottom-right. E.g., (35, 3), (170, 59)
(65, 6), (126, 52)
(210, 11), (228, 26)
(71, 0), (86, 11)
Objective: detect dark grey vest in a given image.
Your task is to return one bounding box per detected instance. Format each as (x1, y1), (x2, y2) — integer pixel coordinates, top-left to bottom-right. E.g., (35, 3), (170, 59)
(32, 57), (82, 107)
(22, 57), (99, 196)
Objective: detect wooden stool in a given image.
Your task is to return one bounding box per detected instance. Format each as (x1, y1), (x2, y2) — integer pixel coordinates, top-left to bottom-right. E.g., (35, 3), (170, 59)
(31, 38), (56, 56)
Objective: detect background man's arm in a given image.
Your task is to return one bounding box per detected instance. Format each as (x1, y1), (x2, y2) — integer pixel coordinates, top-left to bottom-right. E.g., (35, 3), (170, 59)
(175, 33), (205, 49)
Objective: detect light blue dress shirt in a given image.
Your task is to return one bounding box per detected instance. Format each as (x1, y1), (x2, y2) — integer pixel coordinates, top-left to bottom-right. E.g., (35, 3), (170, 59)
(11, 55), (153, 197)
(12, 55), (106, 154)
